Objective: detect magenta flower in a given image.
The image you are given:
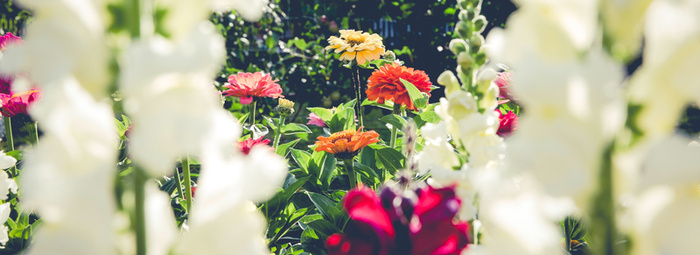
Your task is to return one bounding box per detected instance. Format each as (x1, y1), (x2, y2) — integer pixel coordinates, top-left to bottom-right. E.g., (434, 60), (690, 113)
(0, 89), (39, 117)
(325, 185), (470, 255)
(0, 76), (13, 95)
(497, 110), (518, 137)
(238, 137), (271, 155)
(222, 72), (283, 105)
(0, 32), (21, 51)
(307, 112), (327, 127)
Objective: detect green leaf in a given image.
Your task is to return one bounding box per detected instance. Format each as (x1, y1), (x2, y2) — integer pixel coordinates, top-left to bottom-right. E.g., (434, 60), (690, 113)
(307, 192), (342, 222)
(380, 114), (408, 131)
(400, 78), (428, 110)
(276, 139), (300, 157)
(290, 149), (312, 172)
(305, 219), (340, 240)
(414, 110), (441, 128)
(354, 162), (381, 185)
(369, 144), (405, 174)
(342, 99), (357, 109)
(237, 112), (249, 124)
(361, 98), (394, 111)
(307, 107), (333, 123)
(263, 115), (278, 130)
(282, 123), (312, 135)
(312, 151), (337, 190)
(328, 108), (356, 133)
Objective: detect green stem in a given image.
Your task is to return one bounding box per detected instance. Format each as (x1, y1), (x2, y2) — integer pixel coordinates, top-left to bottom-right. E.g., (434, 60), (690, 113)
(565, 219), (571, 252)
(126, 0), (141, 38)
(182, 157), (193, 213)
(344, 158), (357, 189)
(4, 117), (13, 152)
(273, 115), (285, 148)
(174, 167), (185, 200)
(591, 142), (619, 255)
(133, 168), (147, 255)
(389, 104), (401, 148)
(33, 122), (39, 145)
(352, 65), (364, 128)
(249, 100), (256, 127)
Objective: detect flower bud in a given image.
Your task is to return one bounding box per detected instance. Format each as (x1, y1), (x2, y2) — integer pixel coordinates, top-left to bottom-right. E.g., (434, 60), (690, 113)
(473, 15), (487, 33)
(469, 34), (483, 53)
(455, 21), (471, 38)
(449, 39), (468, 54)
(459, 10), (470, 22)
(457, 52), (473, 67)
(474, 52), (486, 66)
(276, 98), (295, 116)
(383, 51), (396, 61)
(457, 0), (469, 10)
(437, 71), (461, 96)
(466, 8), (478, 21)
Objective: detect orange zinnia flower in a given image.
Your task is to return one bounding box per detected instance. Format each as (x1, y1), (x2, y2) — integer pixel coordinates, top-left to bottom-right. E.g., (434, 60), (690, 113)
(366, 63), (432, 111)
(315, 128), (380, 159)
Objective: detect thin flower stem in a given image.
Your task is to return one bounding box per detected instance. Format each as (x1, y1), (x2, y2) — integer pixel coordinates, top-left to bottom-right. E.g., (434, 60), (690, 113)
(249, 100), (256, 127)
(565, 219), (571, 252)
(4, 117), (13, 152)
(133, 168), (147, 255)
(4, 117), (16, 176)
(182, 157), (193, 213)
(174, 167), (185, 200)
(389, 103), (400, 149)
(344, 158), (358, 189)
(352, 65), (364, 128)
(33, 122), (39, 145)
(591, 142), (620, 255)
(273, 115), (285, 148)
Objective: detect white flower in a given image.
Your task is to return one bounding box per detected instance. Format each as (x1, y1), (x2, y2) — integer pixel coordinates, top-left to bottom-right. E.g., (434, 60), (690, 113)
(600, 0), (655, 59)
(21, 77), (118, 254)
(0, 203), (10, 246)
(0, 0), (109, 98)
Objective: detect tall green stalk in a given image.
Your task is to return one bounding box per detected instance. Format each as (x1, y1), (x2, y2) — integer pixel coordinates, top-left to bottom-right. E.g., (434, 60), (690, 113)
(182, 157), (193, 213)
(591, 142), (620, 255)
(249, 100), (256, 127)
(389, 104), (401, 148)
(133, 168), (147, 255)
(4, 117), (14, 152)
(344, 158), (358, 189)
(351, 65), (364, 128)
(273, 115), (285, 148)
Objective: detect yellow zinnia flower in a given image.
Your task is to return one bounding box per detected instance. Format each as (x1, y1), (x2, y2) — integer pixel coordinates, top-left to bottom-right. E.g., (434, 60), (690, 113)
(325, 30), (385, 65)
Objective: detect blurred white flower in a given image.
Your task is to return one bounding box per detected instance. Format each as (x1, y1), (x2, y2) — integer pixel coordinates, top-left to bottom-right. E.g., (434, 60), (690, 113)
(0, 203), (9, 246)
(0, 0), (109, 98)
(600, 0), (655, 59)
(21, 77), (118, 254)
(628, 0), (700, 140)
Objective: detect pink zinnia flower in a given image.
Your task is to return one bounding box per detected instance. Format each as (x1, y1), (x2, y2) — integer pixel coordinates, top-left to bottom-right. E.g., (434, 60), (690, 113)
(0, 76), (12, 95)
(0, 89), (39, 117)
(307, 112), (327, 127)
(494, 72), (515, 102)
(497, 110), (518, 137)
(222, 72), (283, 105)
(0, 32), (21, 51)
(238, 137), (271, 155)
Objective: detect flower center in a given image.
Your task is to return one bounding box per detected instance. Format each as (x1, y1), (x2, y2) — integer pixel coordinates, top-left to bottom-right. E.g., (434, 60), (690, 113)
(346, 34), (364, 46)
(329, 129), (357, 143)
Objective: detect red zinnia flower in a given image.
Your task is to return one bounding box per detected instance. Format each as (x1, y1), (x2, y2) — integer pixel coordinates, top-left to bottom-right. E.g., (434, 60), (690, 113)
(366, 63), (432, 111)
(238, 137), (271, 155)
(0, 32), (21, 51)
(222, 72), (283, 105)
(497, 110), (518, 137)
(0, 89), (39, 117)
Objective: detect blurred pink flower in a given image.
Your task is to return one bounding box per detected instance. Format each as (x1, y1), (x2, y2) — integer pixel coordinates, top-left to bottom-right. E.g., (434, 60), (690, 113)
(0, 32), (21, 51)
(497, 110), (518, 137)
(0, 89), (39, 117)
(0, 76), (12, 95)
(223, 72), (283, 105)
(494, 72), (515, 102)
(238, 137), (271, 155)
(307, 112), (327, 127)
